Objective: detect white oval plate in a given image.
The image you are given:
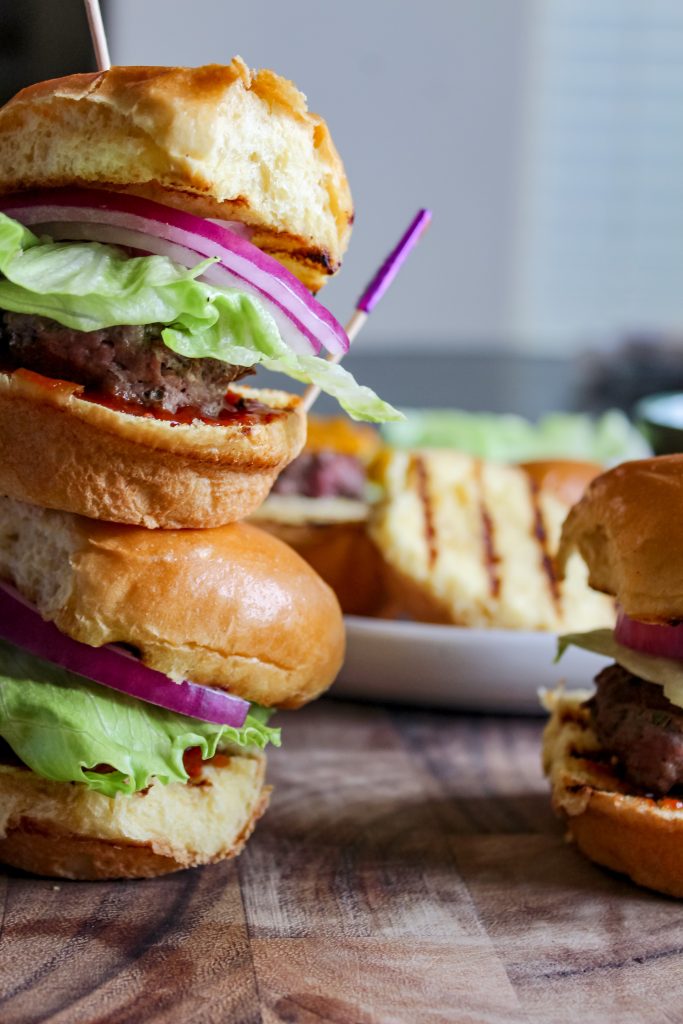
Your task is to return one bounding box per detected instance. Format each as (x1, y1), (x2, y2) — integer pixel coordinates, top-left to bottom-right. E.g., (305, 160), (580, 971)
(333, 616), (610, 714)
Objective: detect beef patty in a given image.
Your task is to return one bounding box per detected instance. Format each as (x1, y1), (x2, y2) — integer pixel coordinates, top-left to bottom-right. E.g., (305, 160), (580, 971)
(589, 663), (683, 795)
(271, 450), (367, 500)
(1, 312), (253, 417)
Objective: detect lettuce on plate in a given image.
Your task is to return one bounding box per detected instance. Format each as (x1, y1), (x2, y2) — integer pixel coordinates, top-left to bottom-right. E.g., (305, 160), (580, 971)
(381, 409), (650, 463)
(0, 639), (279, 798)
(0, 212), (401, 422)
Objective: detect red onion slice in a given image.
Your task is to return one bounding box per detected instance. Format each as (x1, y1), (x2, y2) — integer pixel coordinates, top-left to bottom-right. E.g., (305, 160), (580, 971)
(0, 188), (349, 357)
(615, 611), (683, 660)
(0, 582), (250, 727)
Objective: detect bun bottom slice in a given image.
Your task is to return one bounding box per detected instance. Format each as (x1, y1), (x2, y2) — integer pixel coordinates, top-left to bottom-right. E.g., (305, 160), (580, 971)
(543, 690), (683, 898)
(0, 372), (305, 529)
(0, 755), (268, 881)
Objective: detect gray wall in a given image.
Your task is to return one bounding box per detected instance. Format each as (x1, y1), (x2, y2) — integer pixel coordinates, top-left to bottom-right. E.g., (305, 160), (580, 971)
(108, 0), (531, 351)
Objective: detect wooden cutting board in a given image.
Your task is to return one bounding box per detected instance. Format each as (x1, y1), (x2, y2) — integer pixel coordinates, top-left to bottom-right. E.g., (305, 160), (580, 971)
(1, 699), (682, 1024)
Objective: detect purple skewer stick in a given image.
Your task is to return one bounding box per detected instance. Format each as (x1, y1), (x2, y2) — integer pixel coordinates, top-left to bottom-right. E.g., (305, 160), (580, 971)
(301, 208), (432, 412)
(357, 208), (432, 313)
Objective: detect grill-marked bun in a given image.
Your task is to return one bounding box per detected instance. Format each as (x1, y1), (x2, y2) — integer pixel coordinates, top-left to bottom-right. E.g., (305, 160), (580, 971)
(370, 450), (615, 631)
(0, 371), (305, 528)
(558, 455), (683, 624)
(0, 755), (268, 880)
(0, 497), (345, 709)
(543, 688), (683, 898)
(0, 59), (353, 291)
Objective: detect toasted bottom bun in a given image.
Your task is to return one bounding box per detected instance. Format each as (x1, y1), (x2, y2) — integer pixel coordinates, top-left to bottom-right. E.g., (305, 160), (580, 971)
(0, 371), (304, 528)
(0, 754), (268, 880)
(543, 689), (683, 898)
(252, 496), (390, 616)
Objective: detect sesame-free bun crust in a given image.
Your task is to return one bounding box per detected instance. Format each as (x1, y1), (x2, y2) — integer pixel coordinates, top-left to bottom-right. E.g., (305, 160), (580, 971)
(558, 455), (683, 624)
(0, 60), (353, 291)
(0, 498), (345, 708)
(543, 688), (683, 898)
(0, 370), (305, 528)
(0, 756), (268, 880)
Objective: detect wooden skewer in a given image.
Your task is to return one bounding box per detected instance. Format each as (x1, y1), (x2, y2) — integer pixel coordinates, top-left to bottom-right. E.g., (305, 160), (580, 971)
(84, 0), (111, 72)
(300, 209), (432, 413)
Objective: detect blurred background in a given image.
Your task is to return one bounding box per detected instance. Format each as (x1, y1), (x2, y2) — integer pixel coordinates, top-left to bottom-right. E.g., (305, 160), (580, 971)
(2, 0), (683, 420)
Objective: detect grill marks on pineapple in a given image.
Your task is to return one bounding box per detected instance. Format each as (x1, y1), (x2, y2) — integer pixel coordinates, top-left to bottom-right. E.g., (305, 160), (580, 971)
(527, 477), (562, 609)
(372, 450), (614, 631)
(473, 460), (502, 600)
(403, 455), (565, 617)
(409, 455), (561, 609)
(409, 454), (438, 569)
(409, 454), (503, 600)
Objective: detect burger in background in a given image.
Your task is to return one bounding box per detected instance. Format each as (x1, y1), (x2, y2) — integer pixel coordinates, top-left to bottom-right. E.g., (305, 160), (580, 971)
(545, 455), (683, 897)
(252, 416), (390, 616)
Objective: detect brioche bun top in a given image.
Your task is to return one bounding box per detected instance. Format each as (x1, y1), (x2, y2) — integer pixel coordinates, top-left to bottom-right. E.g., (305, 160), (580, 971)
(0, 498), (345, 708)
(558, 455), (683, 623)
(0, 59), (353, 291)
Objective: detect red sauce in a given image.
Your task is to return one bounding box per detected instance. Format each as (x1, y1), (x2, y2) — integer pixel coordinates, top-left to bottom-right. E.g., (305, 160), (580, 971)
(410, 454), (438, 569)
(4, 365), (284, 426)
(81, 388), (283, 427)
(11, 366), (81, 398)
(183, 747), (231, 779)
(473, 460), (501, 599)
(527, 478), (561, 607)
(659, 797), (683, 811)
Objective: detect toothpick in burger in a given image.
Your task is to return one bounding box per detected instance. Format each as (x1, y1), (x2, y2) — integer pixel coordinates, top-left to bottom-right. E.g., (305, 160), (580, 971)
(0, 60), (400, 529)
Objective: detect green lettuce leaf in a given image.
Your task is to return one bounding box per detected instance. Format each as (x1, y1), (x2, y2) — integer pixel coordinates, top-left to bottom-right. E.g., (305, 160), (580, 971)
(557, 630), (683, 710)
(0, 639), (280, 798)
(0, 212), (401, 422)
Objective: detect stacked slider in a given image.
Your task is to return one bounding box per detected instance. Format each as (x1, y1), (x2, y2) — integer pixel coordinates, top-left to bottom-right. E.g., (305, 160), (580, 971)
(0, 60), (394, 879)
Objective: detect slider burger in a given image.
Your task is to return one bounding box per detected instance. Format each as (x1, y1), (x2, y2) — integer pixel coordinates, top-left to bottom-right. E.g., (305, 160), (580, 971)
(0, 496), (344, 879)
(252, 416), (390, 615)
(0, 60), (399, 529)
(545, 455), (683, 897)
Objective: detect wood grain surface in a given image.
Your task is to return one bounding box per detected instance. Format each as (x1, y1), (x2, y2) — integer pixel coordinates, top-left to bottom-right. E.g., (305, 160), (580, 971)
(1, 698), (682, 1024)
